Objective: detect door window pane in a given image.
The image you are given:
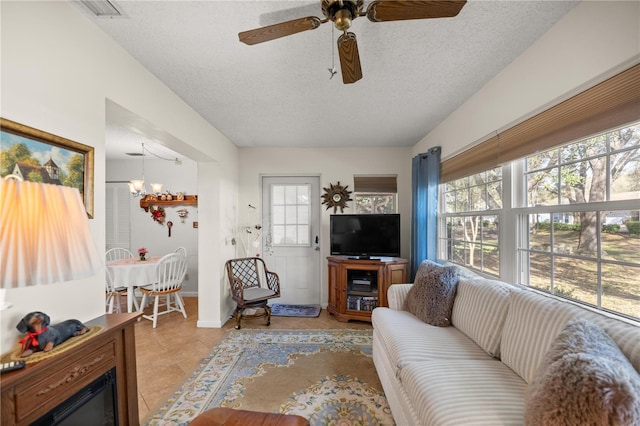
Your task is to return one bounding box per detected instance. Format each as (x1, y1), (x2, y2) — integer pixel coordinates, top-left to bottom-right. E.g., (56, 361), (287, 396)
(271, 184), (311, 246)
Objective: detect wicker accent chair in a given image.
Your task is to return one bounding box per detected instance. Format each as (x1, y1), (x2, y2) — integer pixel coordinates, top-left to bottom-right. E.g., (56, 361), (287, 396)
(225, 257), (281, 329)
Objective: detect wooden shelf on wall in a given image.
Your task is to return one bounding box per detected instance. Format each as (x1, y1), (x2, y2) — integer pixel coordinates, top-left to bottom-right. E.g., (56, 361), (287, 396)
(139, 194), (198, 212)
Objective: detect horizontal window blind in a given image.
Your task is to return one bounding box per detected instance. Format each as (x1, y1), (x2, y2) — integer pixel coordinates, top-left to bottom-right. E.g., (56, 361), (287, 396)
(354, 175), (397, 193)
(441, 64), (640, 183)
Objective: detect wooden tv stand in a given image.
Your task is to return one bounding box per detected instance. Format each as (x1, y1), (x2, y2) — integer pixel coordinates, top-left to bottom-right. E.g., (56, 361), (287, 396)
(327, 256), (408, 323)
(1, 313), (141, 426)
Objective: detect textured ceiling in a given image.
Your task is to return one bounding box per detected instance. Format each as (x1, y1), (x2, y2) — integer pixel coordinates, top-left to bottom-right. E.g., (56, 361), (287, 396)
(84, 1), (579, 159)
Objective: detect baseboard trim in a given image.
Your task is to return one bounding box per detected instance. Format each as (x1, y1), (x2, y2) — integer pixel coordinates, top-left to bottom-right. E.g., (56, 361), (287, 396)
(197, 319), (224, 328)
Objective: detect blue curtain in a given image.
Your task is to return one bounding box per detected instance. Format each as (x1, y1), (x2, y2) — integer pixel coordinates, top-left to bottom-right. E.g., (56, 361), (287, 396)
(410, 147), (441, 280)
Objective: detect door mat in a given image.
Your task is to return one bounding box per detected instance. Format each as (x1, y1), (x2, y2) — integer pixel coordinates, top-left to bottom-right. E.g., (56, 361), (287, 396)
(270, 304), (321, 318)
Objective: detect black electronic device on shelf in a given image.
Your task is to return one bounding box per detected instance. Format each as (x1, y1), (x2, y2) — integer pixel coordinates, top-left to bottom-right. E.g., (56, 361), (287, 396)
(330, 214), (400, 259)
(348, 271), (376, 292)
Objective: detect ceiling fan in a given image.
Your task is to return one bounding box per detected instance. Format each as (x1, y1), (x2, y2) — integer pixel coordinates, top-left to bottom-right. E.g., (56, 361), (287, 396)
(239, 0), (467, 84)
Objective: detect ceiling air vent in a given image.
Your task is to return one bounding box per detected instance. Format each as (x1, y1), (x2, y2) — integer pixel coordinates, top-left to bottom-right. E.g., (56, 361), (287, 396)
(78, 0), (126, 18)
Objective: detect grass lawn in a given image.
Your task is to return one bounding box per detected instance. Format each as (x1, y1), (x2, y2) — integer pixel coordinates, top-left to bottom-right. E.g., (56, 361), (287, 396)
(528, 229), (639, 319)
(456, 228), (639, 319)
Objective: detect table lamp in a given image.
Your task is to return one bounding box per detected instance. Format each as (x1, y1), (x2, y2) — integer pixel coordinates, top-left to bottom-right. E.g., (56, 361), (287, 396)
(0, 176), (101, 289)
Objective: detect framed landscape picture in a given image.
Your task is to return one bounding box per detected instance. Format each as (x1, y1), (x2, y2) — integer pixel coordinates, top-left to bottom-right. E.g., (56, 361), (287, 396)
(0, 118), (95, 218)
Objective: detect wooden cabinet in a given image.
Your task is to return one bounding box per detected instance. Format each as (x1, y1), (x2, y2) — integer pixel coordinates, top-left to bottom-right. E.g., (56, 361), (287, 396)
(327, 256), (408, 323)
(1, 313), (141, 426)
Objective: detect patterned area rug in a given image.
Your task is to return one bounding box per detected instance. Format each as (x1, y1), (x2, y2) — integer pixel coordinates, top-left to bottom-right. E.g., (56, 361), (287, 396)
(146, 329), (394, 426)
(270, 304), (322, 317)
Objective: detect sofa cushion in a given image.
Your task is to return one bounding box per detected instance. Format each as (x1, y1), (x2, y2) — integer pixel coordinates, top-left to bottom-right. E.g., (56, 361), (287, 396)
(451, 276), (512, 358)
(500, 288), (578, 383)
(387, 283), (413, 311)
(404, 260), (459, 327)
(525, 318), (640, 425)
(372, 307), (493, 375)
(400, 359), (527, 425)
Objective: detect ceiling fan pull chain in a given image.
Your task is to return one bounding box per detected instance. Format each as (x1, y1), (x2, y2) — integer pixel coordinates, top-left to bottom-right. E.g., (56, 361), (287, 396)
(328, 25), (337, 79)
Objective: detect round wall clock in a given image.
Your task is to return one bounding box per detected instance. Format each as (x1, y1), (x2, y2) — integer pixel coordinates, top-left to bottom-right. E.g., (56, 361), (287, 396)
(321, 181), (353, 213)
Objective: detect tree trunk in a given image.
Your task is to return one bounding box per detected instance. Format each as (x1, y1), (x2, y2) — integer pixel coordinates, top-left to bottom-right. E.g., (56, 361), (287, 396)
(577, 156), (606, 253)
(464, 216), (479, 267)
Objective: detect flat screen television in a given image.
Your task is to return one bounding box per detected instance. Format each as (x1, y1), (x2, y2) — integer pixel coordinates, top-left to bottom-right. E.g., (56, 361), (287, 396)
(330, 214), (400, 258)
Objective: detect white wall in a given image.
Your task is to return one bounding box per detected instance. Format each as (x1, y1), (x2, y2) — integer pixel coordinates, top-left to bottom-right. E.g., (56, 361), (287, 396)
(0, 1), (238, 352)
(107, 159), (200, 294)
(415, 1), (640, 159)
(238, 147), (412, 309)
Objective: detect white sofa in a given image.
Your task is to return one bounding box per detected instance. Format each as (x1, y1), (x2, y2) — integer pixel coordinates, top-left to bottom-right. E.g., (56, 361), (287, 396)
(372, 262), (640, 425)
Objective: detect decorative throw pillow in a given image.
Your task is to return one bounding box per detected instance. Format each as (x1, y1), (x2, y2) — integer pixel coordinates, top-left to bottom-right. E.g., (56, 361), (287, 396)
(403, 260), (459, 327)
(524, 318), (640, 426)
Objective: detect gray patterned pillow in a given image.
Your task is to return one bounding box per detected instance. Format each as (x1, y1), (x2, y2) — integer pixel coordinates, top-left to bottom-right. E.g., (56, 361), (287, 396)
(525, 318), (640, 425)
(404, 260), (459, 327)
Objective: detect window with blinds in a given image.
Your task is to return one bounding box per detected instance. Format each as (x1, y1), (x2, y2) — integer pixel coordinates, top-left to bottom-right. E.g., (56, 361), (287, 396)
(353, 175), (397, 214)
(105, 183), (131, 251)
(437, 63), (640, 321)
(441, 64), (640, 183)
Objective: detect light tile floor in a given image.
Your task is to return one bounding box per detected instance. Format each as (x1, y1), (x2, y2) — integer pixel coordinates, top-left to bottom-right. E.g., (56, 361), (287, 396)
(134, 297), (373, 423)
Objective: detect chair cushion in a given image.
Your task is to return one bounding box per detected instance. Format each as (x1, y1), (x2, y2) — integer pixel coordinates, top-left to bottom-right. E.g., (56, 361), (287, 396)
(244, 287), (276, 301)
(404, 260), (459, 327)
(525, 318), (640, 425)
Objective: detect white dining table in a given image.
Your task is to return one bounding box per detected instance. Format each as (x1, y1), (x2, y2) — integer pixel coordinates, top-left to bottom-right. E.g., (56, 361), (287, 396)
(106, 256), (161, 313)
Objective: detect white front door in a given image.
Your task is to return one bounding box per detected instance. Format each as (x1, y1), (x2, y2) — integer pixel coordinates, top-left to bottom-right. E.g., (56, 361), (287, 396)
(261, 176), (321, 305)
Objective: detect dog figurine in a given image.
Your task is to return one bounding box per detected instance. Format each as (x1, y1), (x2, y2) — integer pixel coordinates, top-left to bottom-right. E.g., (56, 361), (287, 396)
(16, 312), (89, 358)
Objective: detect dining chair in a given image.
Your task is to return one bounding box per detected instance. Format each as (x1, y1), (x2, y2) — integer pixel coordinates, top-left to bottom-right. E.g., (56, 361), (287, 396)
(105, 247), (141, 311)
(174, 246), (187, 258)
(105, 267), (124, 313)
(105, 247), (134, 262)
(138, 252), (188, 328)
(105, 265), (141, 313)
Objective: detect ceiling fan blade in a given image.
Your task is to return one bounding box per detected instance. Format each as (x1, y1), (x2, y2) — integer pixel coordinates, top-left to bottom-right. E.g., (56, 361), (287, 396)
(366, 1), (466, 22)
(239, 16), (323, 45)
(337, 32), (363, 84)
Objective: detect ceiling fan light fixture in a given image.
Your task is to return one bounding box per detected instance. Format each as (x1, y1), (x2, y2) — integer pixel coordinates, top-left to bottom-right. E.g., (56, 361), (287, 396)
(334, 9), (352, 31)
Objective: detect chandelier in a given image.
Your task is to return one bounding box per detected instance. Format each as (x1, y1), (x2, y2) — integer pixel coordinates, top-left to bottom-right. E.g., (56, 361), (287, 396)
(129, 142), (163, 197)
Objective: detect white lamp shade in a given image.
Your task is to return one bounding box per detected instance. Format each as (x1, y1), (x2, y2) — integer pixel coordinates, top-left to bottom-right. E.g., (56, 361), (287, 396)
(130, 179), (144, 192)
(150, 183), (163, 194)
(0, 178), (102, 288)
